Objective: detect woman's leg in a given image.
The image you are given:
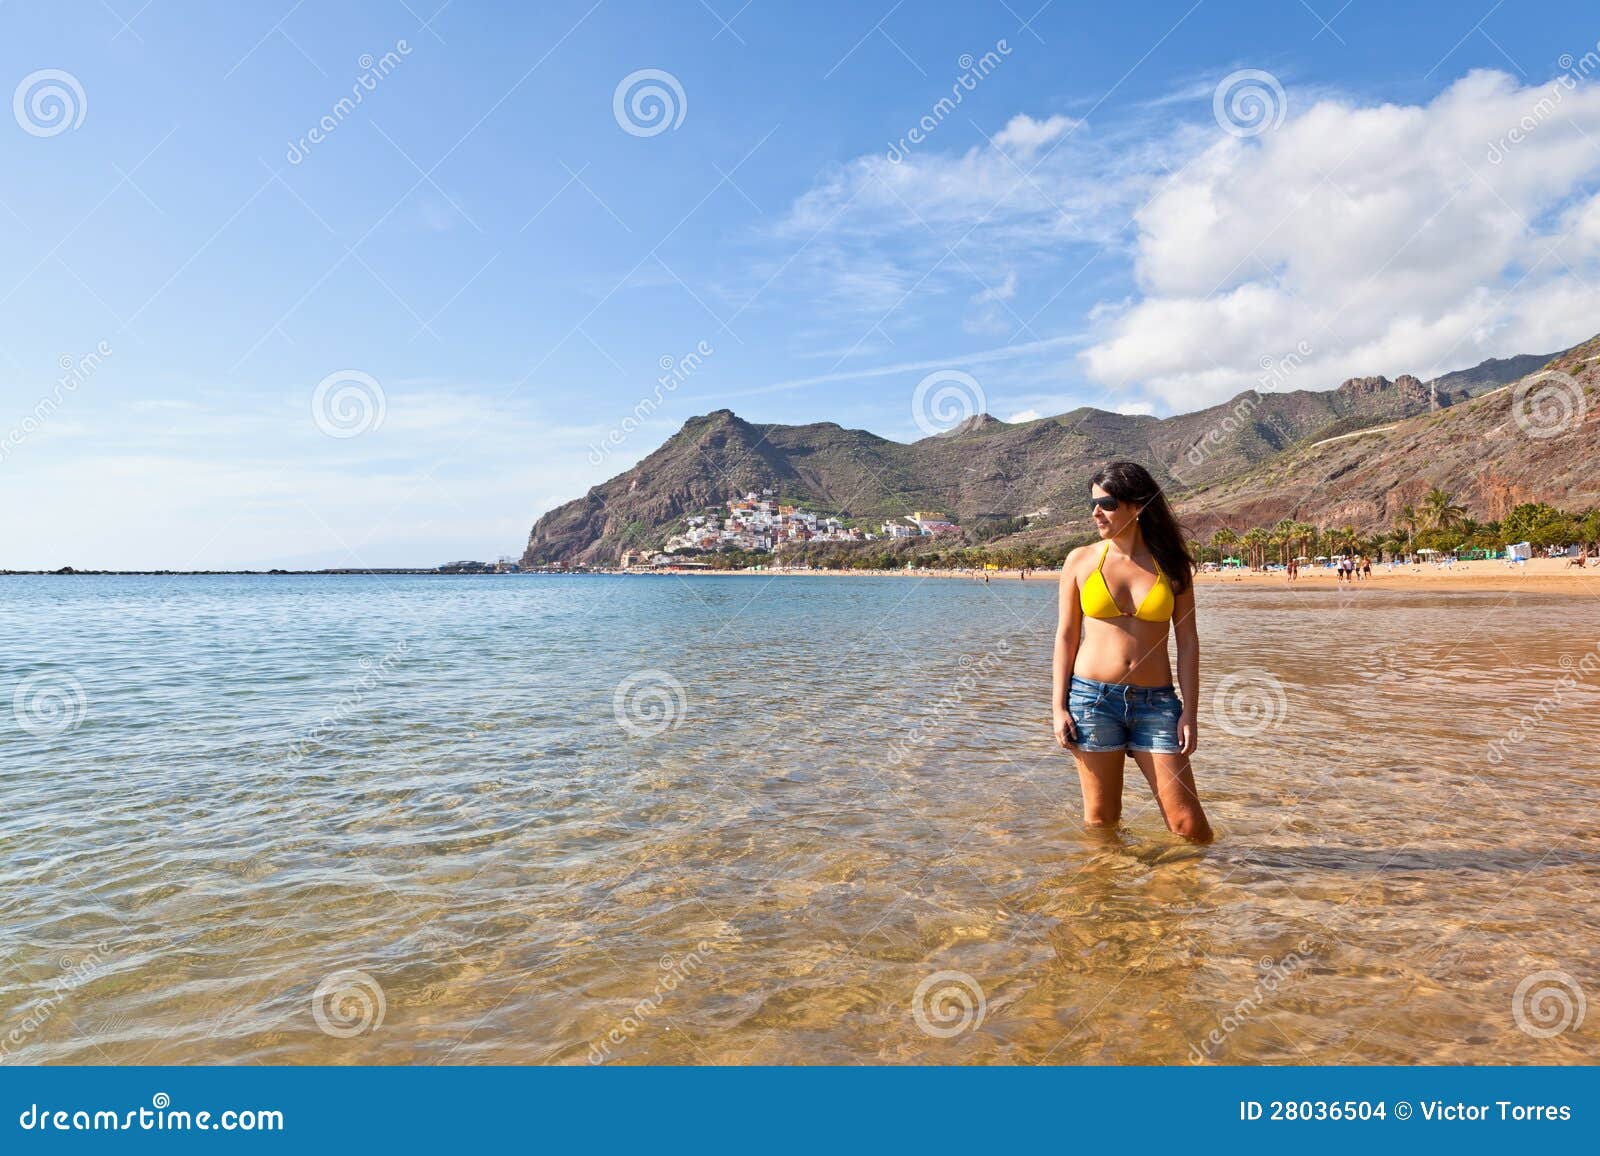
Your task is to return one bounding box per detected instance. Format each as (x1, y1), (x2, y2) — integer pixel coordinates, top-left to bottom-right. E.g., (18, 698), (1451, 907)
(1130, 750), (1213, 842)
(1071, 749), (1126, 827)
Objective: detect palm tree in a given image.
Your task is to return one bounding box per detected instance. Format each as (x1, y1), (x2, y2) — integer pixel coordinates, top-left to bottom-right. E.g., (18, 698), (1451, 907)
(1421, 486), (1467, 532)
(1395, 505), (1418, 554)
(1290, 520), (1316, 564)
(1240, 527), (1269, 570)
(1211, 527), (1239, 565)
(1272, 519), (1296, 566)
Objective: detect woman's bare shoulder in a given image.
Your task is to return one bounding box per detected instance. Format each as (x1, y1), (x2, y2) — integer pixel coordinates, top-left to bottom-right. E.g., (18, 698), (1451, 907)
(1061, 544), (1096, 578)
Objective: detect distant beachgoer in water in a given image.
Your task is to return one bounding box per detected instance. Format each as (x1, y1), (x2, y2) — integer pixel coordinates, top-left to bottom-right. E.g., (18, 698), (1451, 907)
(1052, 461), (1213, 843)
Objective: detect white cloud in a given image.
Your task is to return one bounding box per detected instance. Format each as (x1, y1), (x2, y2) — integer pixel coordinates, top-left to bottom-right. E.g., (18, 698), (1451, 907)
(1005, 407), (1043, 422)
(965, 269), (1018, 334)
(771, 68), (1600, 414)
(992, 113), (1076, 157)
(1113, 401), (1155, 416)
(1081, 69), (1600, 406)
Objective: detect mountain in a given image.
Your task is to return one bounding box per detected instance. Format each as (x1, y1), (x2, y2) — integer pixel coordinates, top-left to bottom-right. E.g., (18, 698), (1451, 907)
(521, 341), (1593, 564)
(1427, 351), (1556, 397)
(1177, 337), (1600, 537)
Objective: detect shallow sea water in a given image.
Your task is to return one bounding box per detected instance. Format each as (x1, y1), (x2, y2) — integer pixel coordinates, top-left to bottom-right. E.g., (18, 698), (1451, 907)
(1, 573), (1596, 1064)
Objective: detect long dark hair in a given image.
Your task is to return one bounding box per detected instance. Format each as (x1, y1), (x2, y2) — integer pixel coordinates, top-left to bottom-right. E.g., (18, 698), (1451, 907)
(1090, 461), (1193, 595)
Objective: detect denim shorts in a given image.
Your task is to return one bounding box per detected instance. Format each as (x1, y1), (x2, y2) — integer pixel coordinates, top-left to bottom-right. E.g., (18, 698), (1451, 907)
(1067, 675), (1183, 753)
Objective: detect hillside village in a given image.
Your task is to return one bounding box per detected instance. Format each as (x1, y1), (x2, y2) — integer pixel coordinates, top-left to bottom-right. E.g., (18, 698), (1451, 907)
(619, 491), (961, 568)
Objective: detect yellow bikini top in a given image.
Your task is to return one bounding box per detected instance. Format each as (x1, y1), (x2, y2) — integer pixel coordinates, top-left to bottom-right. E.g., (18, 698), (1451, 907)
(1079, 542), (1174, 622)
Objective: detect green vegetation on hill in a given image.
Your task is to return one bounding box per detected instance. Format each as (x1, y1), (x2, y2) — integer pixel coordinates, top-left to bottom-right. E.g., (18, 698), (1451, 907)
(523, 337), (1599, 567)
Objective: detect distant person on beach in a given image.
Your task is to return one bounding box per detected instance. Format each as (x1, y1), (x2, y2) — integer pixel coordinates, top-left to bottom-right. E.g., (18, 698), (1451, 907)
(1362, 556), (1372, 579)
(1052, 461), (1212, 843)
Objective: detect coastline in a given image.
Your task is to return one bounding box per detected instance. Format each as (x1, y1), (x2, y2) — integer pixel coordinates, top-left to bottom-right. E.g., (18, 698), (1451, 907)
(8, 557), (1597, 595)
(621, 556), (1600, 594)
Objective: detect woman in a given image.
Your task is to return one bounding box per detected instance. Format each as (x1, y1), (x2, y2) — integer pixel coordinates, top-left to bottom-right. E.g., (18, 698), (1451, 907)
(1051, 462), (1213, 842)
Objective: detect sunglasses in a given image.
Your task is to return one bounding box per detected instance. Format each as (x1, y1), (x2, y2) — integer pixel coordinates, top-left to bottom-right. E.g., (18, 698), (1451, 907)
(1089, 496), (1120, 512)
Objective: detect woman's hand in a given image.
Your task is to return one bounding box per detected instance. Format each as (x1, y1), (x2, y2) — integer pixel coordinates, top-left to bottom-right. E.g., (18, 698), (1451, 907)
(1177, 710), (1198, 756)
(1053, 706), (1077, 749)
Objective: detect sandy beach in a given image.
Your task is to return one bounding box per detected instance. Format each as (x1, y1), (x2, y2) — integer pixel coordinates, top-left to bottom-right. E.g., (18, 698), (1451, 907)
(628, 556), (1600, 595)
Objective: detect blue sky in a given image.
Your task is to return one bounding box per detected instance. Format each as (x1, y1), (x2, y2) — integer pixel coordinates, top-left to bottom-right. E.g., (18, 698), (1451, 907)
(4, 0), (1600, 567)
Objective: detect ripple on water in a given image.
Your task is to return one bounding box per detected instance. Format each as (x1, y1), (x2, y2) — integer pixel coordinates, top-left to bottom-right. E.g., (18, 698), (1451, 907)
(2, 575), (1598, 1064)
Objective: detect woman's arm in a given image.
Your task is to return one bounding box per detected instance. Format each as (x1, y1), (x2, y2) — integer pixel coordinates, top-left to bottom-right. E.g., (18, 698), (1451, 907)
(1052, 550), (1083, 747)
(1173, 583), (1199, 755)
